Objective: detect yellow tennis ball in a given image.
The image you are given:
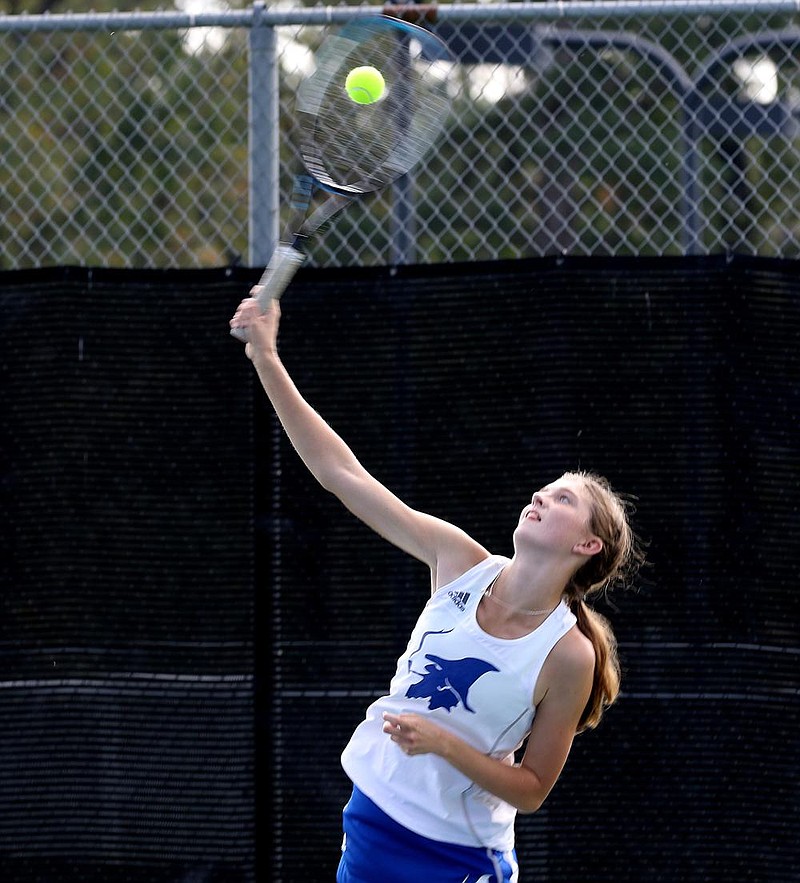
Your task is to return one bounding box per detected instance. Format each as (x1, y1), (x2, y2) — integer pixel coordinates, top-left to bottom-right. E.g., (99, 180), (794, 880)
(345, 66), (386, 105)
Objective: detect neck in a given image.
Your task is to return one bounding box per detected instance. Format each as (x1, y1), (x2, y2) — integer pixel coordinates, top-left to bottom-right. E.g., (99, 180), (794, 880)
(483, 558), (567, 618)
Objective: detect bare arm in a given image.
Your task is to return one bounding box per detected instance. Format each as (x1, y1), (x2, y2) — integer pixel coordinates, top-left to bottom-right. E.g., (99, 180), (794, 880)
(230, 294), (487, 578)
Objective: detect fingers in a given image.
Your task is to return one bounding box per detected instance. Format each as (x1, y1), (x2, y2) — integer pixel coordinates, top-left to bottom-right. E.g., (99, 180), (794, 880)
(382, 713), (400, 735)
(229, 299), (252, 330)
(229, 290), (281, 337)
(382, 712), (406, 742)
(382, 712), (423, 756)
(229, 292), (263, 325)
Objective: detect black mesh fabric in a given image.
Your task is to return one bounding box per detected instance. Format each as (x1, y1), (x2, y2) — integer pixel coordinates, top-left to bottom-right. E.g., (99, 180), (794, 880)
(2, 268), (256, 883)
(264, 255), (798, 882)
(3, 258), (797, 883)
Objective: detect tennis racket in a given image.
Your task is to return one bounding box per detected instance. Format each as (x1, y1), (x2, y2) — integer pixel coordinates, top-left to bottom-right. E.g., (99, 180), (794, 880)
(231, 14), (453, 342)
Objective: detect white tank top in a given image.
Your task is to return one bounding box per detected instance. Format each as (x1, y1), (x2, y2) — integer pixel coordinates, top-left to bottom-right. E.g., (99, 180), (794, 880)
(341, 554), (577, 851)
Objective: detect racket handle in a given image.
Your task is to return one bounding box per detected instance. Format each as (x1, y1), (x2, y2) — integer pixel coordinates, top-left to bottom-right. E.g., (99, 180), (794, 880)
(230, 244), (306, 342)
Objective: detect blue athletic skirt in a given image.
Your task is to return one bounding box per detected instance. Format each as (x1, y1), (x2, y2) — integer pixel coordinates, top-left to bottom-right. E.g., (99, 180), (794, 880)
(336, 785), (519, 883)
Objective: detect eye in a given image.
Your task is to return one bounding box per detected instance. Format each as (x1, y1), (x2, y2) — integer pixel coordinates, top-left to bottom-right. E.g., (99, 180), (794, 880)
(558, 493), (572, 504)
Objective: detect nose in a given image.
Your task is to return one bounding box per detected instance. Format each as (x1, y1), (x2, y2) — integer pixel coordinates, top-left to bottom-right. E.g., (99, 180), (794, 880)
(532, 492), (545, 508)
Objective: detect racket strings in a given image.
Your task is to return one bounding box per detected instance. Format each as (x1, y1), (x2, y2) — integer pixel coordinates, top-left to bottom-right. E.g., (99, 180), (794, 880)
(296, 17), (453, 195)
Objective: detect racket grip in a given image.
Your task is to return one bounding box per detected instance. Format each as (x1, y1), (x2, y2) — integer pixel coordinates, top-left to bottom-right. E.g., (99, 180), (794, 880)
(230, 244), (306, 342)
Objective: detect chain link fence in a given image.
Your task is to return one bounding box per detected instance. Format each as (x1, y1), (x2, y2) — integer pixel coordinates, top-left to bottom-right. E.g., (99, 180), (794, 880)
(2, 2), (800, 270)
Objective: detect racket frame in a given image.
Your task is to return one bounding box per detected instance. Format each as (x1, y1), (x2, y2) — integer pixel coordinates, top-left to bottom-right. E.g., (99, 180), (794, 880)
(232, 14), (452, 341)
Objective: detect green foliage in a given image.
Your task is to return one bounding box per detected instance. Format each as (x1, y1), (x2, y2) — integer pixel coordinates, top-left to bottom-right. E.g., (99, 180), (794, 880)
(0, 22), (250, 267)
(2, 9), (799, 267)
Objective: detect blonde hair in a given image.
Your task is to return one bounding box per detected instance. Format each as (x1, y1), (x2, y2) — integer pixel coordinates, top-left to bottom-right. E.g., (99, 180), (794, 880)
(563, 471), (644, 732)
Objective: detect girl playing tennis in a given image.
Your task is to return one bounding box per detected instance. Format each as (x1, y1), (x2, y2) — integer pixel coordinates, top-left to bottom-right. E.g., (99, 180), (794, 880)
(231, 296), (641, 883)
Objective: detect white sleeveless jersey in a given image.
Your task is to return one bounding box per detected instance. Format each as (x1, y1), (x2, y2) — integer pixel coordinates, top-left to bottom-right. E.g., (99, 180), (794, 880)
(341, 554), (577, 851)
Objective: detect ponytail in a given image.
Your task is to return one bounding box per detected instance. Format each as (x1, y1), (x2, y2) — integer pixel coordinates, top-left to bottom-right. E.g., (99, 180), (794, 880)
(570, 598), (620, 732)
(561, 471), (645, 733)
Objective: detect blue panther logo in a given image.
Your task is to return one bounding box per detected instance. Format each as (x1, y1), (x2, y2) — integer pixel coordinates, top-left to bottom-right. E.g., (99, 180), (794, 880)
(406, 653), (499, 713)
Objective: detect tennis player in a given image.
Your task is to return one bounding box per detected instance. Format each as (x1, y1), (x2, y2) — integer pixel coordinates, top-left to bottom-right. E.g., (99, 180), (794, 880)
(231, 295), (641, 883)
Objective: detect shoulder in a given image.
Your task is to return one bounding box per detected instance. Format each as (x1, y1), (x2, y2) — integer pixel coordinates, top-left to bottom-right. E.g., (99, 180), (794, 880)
(535, 624), (595, 706)
(431, 542), (496, 594)
(554, 624), (595, 669)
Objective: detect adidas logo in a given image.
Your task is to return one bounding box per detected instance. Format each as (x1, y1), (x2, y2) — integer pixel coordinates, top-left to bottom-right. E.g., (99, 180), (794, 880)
(448, 590), (470, 611)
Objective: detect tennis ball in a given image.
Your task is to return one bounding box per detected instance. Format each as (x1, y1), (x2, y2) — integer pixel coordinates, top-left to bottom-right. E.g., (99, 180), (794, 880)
(345, 66), (386, 105)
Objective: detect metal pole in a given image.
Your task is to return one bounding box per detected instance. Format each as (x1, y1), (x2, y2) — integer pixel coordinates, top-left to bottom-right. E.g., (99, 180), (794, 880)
(5, 1), (800, 32)
(248, 1), (280, 267)
(539, 28), (695, 253)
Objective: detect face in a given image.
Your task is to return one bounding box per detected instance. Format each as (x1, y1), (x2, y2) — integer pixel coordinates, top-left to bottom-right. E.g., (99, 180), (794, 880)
(514, 475), (601, 559)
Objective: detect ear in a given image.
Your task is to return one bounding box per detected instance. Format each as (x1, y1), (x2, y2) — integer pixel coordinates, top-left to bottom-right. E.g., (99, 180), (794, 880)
(573, 536), (603, 557)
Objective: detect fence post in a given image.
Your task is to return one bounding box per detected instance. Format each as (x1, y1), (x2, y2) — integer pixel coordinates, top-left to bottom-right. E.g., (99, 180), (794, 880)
(248, 1), (280, 267)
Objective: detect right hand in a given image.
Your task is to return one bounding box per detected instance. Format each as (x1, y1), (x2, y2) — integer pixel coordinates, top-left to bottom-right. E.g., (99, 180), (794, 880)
(229, 288), (281, 362)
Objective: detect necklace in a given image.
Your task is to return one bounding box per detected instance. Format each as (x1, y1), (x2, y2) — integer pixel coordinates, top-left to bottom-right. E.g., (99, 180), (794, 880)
(483, 571), (559, 617)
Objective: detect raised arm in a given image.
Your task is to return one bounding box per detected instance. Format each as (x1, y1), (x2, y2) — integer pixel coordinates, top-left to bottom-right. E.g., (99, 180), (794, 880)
(230, 294), (487, 582)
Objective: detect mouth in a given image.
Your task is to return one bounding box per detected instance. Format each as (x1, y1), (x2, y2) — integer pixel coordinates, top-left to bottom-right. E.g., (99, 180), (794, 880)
(525, 509), (541, 522)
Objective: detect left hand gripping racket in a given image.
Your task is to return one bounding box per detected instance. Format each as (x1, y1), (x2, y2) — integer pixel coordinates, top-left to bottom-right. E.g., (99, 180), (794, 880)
(231, 13), (454, 342)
